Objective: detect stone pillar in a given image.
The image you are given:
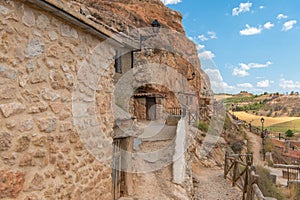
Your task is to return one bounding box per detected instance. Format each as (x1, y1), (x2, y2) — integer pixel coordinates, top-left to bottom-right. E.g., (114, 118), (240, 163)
(285, 140), (290, 153)
(172, 118), (186, 184)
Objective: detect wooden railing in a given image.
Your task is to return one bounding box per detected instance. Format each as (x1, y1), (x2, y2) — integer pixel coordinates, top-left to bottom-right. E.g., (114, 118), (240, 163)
(167, 107), (182, 116)
(224, 153), (277, 200)
(273, 164), (300, 184)
(166, 108), (199, 125)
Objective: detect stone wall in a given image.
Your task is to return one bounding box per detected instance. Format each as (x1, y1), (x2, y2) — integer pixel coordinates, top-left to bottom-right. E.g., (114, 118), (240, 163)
(0, 1), (118, 199)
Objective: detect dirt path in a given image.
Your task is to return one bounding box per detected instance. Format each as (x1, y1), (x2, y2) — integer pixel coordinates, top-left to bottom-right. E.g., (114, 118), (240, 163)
(193, 167), (242, 200)
(244, 128), (264, 166)
(244, 128), (287, 186)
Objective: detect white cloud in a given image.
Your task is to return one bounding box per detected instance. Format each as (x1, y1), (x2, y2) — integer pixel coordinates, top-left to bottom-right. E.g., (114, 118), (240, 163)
(207, 31), (217, 39)
(160, 0), (181, 5)
(240, 24), (263, 35)
(277, 13), (288, 20)
(232, 61), (272, 77)
(237, 83), (253, 88)
(196, 44), (205, 51)
(263, 22), (274, 30)
(198, 51), (215, 60)
(257, 80), (272, 88)
(198, 34), (208, 41)
(232, 2), (252, 16)
(246, 61), (272, 69)
(279, 78), (300, 89)
(233, 68), (249, 77)
(187, 36), (194, 41)
(204, 68), (235, 93)
(282, 20), (297, 31)
(259, 6), (264, 9)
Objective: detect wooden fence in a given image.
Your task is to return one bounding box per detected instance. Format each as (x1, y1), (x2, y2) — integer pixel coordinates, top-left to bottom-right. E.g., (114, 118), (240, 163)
(166, 107), (199, 125)
(167, 107), (182, 116)
(273, 164), (300, 184)
(224, 153), (277, 200)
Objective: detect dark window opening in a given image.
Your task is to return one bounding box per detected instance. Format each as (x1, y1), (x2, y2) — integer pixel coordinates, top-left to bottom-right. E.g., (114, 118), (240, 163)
(115, 50), (122, 73)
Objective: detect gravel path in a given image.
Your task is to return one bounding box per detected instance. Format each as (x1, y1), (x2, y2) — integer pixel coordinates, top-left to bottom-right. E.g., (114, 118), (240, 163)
(193, 168), (243, 200)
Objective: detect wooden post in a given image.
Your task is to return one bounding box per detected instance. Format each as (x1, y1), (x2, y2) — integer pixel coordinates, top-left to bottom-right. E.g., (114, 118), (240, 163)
(233, 159), (238, 187)
(288, 168), (290, 183)
(242, 166), (248, 200)
(246, 167), (252, 200)
(224, 152), (228, 179)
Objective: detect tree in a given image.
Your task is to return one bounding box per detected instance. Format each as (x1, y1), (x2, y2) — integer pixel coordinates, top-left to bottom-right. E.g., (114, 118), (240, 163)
(285, 129), (294, 138)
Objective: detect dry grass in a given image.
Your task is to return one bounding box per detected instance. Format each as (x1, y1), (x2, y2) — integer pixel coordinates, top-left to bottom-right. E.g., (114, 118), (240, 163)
(232, 111), (300, 127)
(214, 94), (233, 101)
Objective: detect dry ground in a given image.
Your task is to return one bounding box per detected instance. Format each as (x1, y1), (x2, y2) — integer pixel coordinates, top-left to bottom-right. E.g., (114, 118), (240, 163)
(233, 111), (300, 127)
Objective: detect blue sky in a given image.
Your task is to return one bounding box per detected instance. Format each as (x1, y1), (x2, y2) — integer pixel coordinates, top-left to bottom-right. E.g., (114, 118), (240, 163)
(161, 0), (300, 94)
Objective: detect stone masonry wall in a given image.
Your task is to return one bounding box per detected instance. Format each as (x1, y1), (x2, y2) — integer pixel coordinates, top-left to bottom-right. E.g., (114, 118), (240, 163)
(0, 1), (116, 199)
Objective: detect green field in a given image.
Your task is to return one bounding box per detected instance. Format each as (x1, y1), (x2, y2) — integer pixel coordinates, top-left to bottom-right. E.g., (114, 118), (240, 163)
(268, 119), (300, 133)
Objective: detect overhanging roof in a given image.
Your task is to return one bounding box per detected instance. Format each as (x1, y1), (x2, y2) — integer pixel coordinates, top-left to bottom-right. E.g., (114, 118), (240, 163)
(133, 93), (166, 98)
(23, 0), (140, 49)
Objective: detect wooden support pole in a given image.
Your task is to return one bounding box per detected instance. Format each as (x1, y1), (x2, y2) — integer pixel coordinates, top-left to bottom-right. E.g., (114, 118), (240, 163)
(232, 159), (238, 187)
(224, 152), (228, 179)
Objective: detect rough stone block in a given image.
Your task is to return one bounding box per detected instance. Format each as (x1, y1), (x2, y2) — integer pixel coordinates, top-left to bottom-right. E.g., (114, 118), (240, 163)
(24, 173), (45, 192)
(49, 101), (63, 114)
(0, 65), (17, 80)
(19, 119), (34, 132)
(26, 38), (45, 58)
(0, 5), (9, 15)
(15, 136), (30, 152)
(36, 14), (49, 30)
(0, 102), (26, 117)
(0, 132), (12, 151)
(22, 7), (35, 27)
(0, 170), (25, 198)
(19, 153), (34, 166)
(32, 136), (47, 147)
(37, 117), (57, 133)
(0, 84), (17, 100)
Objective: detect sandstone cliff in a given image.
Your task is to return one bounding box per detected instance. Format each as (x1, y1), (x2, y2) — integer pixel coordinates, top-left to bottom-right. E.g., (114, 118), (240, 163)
(63, 0), (213, 104)
(65, 0), (184, 33)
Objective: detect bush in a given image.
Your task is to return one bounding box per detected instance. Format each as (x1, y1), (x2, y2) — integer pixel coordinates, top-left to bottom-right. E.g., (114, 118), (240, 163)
(231, 142), (243, 153)
(265, 138), (274, 152)
(285, 129), (294, 138)
(197, 121), (208, 132)
(256, 166), (286, 200)
(223, 114), (231, 130)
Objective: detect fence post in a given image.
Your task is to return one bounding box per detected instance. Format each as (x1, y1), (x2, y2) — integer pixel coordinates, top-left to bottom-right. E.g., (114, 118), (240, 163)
(242, 166), (248, 200)
(246, 167), (251, 200)
(224, 152), (228, 179)
(232, 158), (238, 187)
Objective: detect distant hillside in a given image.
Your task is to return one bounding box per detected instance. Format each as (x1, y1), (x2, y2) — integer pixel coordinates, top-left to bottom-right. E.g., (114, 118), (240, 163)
(222, 92), (300, 117)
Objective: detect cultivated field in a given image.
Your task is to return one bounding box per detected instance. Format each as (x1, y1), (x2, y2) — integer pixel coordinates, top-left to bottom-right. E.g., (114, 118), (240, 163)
(268, 119), (300, 133)
(232, 111), (300, 133)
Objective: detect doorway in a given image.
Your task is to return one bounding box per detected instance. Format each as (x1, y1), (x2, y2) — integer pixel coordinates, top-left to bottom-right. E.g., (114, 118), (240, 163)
(146, 97), (156, 120)
(112, 137), (133, 199)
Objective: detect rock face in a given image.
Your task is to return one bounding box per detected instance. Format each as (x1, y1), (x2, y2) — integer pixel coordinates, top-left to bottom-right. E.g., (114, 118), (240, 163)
(64, 0), (213, 103)
(66, 0), (184, 33)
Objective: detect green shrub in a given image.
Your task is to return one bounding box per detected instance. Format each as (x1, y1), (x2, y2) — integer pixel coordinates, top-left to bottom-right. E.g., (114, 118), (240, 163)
(223, 114), (231, 130)
(265, 138), (274, 152)
(231, 142), (243, 153)
(197, 121), (208, 132)
(285, 129), (294, 138)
